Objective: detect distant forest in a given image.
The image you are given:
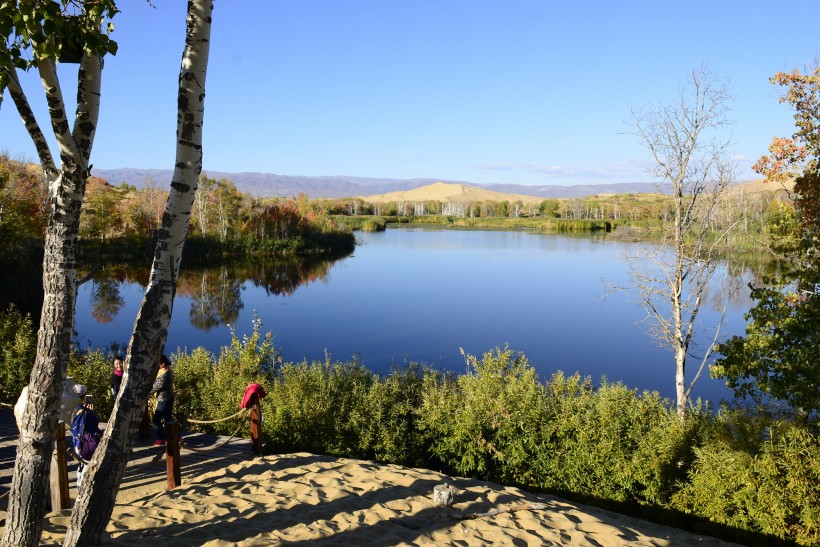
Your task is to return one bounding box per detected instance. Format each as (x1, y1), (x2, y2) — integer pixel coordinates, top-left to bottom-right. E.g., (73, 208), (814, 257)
(1, 156), (792, 261)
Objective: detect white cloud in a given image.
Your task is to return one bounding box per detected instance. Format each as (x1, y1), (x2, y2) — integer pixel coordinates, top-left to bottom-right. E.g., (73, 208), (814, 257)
(733, 154), (757, 167)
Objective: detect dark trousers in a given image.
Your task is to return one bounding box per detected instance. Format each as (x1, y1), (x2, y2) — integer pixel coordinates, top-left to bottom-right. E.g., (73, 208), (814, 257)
(153, 399), (174, 441)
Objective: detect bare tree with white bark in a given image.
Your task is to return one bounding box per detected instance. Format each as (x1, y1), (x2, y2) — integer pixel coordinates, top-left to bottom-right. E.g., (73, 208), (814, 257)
(625, 66), (738, 419)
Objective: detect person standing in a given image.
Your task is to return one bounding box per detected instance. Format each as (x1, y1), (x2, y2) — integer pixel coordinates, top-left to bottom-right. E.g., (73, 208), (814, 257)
(70, 384), (102, 485)
(110, 356), (124, 398)
(150, 354), (174, 446)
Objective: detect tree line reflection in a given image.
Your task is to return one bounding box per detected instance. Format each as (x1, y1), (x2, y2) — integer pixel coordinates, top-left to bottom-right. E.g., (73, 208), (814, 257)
(86, 252), (349, 331)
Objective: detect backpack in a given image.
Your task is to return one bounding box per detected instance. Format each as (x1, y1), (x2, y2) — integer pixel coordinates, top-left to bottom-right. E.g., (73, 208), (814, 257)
(70, 405), (100, 461)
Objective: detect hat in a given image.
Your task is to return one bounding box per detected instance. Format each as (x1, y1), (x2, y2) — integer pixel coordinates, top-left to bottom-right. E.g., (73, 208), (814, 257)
(73, 384), (87, 398)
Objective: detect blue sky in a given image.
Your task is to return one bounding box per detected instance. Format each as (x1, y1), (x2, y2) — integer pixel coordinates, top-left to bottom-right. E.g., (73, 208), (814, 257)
(2, 1), (818, 186)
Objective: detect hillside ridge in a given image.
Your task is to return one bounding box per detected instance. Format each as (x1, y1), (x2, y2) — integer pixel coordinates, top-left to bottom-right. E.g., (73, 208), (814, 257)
(92, 167), (674, 199)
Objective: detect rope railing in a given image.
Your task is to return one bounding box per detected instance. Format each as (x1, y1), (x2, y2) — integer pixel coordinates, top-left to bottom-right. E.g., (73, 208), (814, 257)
(185, 407), (248, 425)
(180, 421), (245, 452)
(178, 406), (249, 452)
(45, 383), (266, 500)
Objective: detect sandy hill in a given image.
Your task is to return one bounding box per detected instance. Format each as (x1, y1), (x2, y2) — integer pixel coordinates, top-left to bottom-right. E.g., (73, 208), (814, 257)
(728, 178), (794, 195)
(361, 182), (544, 204)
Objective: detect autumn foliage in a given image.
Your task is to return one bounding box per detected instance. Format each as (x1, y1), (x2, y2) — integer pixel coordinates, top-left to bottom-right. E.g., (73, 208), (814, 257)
(0, 156), (48, 246)
(0, 161), (354, 261)
(753, 64), (820, 244)
(714, 61), (820, 413)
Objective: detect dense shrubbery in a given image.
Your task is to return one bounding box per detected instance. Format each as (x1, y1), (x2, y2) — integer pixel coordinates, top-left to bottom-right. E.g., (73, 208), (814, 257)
(0, 307), (120, 416)
(335, 215), (616, 234)
(172, 319), (276, 436)
(208, 334), (820, 546)
(441, 217), (613, 232)
(1, 308), (818, 545)
(332, 216), (388, 232)
(78, 224), (355, 264)
(675, 421), (820, 546)
(154, 329), (820, 545)
(67, 348), (117, 419)
(0, 305), (37, 404)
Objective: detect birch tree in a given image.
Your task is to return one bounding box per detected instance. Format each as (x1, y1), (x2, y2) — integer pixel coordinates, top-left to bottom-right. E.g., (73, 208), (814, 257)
(194, 172), (216, 233)
(63, 1), (214, 543)
(626, 66), (737, 419)
(213, 177), (240, 241)
(0, 3), (118, 545)
(1, 1), (213, 543)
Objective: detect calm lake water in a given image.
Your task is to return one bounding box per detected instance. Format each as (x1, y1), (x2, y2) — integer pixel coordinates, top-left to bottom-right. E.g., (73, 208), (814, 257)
(74, 228), (757, 404)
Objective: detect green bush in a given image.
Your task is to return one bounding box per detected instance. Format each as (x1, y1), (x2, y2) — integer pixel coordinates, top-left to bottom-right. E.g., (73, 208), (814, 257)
(418, 346), (549, 485)
(67, 348), (115, 420)
(416, 354), (701, 503)
(264, 358), (372, 455)
(0, 305), (36, 404)
(535, 374), (695, 505)
(152, 339), (820, 546)
(171, 346), (217, 431)
(673, 420), (820, 545)
(332, 216), (388, 232)
(359, 219), (386, 232)
(259, 358), (432, 466)
(199, 320), (276, 436)
(346, 363), (428, 466)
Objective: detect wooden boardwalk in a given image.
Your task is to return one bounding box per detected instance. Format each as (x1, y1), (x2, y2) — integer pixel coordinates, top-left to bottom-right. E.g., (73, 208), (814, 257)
(0, 407), (259, 511)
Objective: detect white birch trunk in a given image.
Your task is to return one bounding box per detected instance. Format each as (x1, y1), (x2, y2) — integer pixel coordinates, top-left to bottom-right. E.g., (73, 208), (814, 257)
(1, 67), (59, 181)
(63, 2), (213, 544)
(625, 68), (734, 422)
(1, 49), (102, 547)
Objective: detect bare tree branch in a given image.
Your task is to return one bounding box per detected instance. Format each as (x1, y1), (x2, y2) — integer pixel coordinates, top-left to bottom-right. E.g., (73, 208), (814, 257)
(1, 64), (58, 180)
(625, 66), (736, 419)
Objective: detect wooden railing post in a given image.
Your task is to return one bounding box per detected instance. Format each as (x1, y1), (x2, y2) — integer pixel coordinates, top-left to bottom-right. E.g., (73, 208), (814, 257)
(249, 395), (262, 454)
(49, 422), (70, 510)
(165, 420), (181, 489)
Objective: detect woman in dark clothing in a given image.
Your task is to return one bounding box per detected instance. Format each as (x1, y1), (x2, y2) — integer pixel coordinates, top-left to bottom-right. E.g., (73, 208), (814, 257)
(150, 354), (174, 446)
(70, 384), (102, 484)
(110, 356), (124, 398)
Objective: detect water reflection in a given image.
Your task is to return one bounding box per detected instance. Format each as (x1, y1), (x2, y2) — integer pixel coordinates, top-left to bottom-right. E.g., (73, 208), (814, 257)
(69, 230), (780, 403)
(244, 256), (340, 297)
(89, 277), (125, 323)
(180, 268), (244, 331)
(85, 253), (350, 331)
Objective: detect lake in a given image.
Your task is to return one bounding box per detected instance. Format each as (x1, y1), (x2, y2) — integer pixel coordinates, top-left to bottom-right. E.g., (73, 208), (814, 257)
(74, 228), (757, 404)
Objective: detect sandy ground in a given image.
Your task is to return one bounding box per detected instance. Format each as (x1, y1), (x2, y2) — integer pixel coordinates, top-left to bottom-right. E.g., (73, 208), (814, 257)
(22, 452), (742, 546)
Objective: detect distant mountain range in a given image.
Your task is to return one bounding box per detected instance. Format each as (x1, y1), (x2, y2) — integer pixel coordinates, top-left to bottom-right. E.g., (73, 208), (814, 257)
(93, 168), (672, 200)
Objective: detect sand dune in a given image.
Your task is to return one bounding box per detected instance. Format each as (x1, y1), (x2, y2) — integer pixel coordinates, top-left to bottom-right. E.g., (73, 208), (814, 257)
(728, 178), (794, 195)
(30, 453), (741, 546)
(361, 182), (544, 205)
(360, 178), (793, 207)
